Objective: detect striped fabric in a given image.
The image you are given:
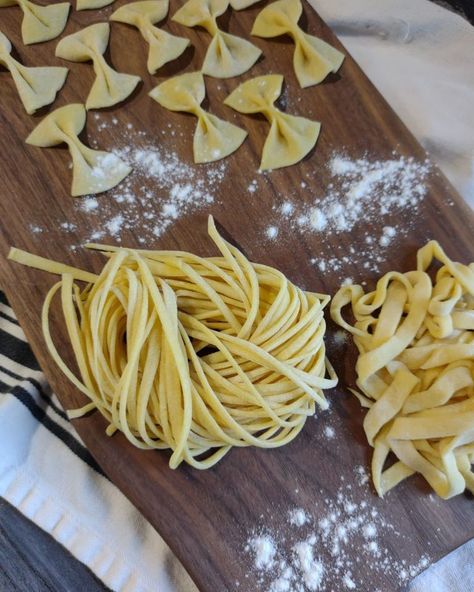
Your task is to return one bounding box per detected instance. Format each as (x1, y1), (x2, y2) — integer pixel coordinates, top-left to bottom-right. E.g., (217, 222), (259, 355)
(0, 290), (197, 592)
(0, 291), (103, 474)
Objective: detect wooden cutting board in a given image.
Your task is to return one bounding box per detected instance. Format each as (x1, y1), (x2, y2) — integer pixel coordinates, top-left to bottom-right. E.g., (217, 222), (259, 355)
(0, 1), (473, 590)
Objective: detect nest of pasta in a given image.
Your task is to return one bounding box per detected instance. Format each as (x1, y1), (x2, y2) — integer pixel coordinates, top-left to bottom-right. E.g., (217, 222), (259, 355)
(10, 217), (337, 469)
(331, 241), (474, 499)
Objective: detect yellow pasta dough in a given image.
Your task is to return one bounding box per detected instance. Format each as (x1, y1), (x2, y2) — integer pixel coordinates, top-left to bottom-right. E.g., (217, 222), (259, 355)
(0, 32), (68, 114)
(331, 241), (474, 499)
(149, 71), (247, 163)
(77, 0), (115, 10)
(111, 0), (190, 74)
(172, 0), (261, 78)
(224, 74), (320, 170)
(26, 104), (132, 197)
(55, 23), (141, 110)
(0, 0), (70, 45)
(251, 0), (344, 88)
(8, 217), (337, 469)
(229, 0), (259, 10)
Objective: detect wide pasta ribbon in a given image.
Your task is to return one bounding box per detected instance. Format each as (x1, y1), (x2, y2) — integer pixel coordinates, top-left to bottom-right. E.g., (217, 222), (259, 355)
(0, 0), (70, 44)
(55, 23), (141, 110)
(149, 71), (247, 163)
(111, 0), (190, 74)
(224, 74), (320, 170)
(331, 241), (474, 499)
(172, 0), (261, 78)
(0, 31), (68, 114)
(251, 0), (344, 88)
(26, 104), (132, 197)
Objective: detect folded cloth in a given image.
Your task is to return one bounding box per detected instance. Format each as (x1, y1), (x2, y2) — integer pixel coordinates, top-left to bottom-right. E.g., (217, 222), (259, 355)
(312, 0), (474, 206)
(0, 1), (473, 591)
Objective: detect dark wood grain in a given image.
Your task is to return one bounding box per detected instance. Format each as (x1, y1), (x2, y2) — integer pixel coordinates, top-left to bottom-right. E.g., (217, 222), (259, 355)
(0, 498), (110, 592)
(0, 1), (473, 591)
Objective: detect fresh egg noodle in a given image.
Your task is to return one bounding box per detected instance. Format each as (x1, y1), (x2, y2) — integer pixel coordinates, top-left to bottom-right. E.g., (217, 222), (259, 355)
(9, 217), (337, 469)
(331, 241), (474, 499)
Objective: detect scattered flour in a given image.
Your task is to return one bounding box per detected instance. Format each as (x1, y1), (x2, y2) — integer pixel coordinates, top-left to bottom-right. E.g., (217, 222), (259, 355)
(292, 541), (324, 591)
(333, 330), (348, 346)
(266, 226), (279, 240)
(248, 180), (258, 194)
(245, 480), (431, 592)
(355, 465), (370, 486)
(343, 573), (356, 589)
(323, 426), (335, 439)
(31, 115), (226, 245)
(247, 535), (277, 570)
(269, 152), (432, 275)
(288, 509), (309, 527)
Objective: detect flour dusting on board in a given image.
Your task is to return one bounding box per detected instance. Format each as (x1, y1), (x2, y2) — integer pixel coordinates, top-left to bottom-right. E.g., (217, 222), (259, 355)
(268, 152), (432, 275)
(29, 115), (226, 246)
(243, 480), (431, 591)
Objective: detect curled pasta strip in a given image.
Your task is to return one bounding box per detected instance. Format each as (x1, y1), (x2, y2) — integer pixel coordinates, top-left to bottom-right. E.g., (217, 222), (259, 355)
(251, 0), (344, 88)
(224, 74), (320, 170)
(8, 217), (337, 469)
(0, 32), (68, 114)
(26, 104), (132, 196)
(331, 241), (474, 499)
(0, 0), (69, 45)
(56, 23), (141, 110)
(110, 0), (190, 74)
(172, 0), (261, 78)
(149, 71), (247, 163)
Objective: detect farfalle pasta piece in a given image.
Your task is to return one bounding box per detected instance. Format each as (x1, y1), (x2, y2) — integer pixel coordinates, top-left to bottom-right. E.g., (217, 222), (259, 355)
(229, 0), (260, 9)
(77, 0), (115, 10)
(172, 0), (261, 78)
(251, 0), (344, 88)
(149, 71), (247, 163)
(26, 104), (132, 196)
(0, 32), (68, 114)
(55, 23), (141, 109)
(111, 0), (190, 74)
(224, 74), (320, 170)
(331, 241), (474, 499)
(0, 0), (70, 44)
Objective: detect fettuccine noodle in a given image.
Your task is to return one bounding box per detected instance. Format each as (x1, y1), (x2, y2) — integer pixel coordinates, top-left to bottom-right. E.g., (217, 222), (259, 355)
(9, 217), (337, 469)
(331, 241), (474, 499)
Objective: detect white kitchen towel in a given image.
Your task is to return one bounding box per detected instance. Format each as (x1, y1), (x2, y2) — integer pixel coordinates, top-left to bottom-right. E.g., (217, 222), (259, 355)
(312, 0), (474, 206)
(0, 1), (473, 592)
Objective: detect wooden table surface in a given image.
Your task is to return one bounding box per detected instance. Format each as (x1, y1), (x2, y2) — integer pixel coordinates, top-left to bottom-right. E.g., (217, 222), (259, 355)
(0, 2), (472, 592)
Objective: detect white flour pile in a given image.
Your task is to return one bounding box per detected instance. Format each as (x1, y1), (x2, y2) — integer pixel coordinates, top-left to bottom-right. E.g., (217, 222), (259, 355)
(244, 477), (431, 592)
(84, 143), (225, 243)
(268, 153), (433, 275)
(30, 115), (226, 246)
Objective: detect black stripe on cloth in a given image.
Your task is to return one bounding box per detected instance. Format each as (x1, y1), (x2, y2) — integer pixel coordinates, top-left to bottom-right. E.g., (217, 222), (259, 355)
(29, 379), (69, 421)
(0, 328), (41, 371)
(7, 384), (105, 477)
(0, 308), (19, 326)
(0, 291), (106, 478)
(0, 362), (68, 422)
